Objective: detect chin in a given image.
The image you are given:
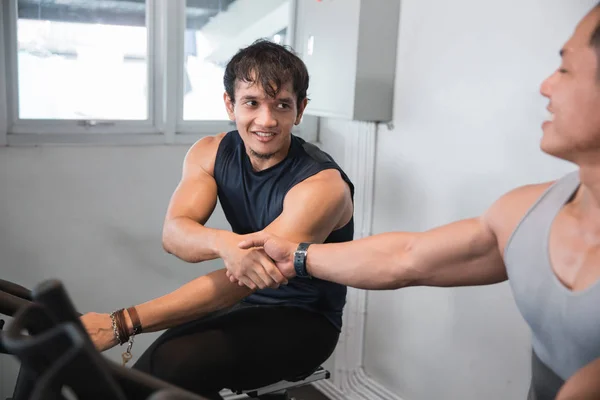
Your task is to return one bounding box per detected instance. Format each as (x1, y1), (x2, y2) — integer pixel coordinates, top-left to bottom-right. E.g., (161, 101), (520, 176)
(541, 141), (576, 162)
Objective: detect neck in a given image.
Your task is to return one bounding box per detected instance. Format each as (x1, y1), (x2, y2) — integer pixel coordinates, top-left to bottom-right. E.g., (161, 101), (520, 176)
(575, 161), (600, 218)
(248, 152), (287, 171)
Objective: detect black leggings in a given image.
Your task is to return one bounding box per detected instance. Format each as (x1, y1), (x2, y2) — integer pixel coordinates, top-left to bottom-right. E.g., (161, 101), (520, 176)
(132, 303), (339, 399)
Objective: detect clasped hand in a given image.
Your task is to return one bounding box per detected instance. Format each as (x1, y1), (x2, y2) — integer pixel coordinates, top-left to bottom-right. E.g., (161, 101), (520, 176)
(224, 232), (298, 290)
(222, 232), (295, 290)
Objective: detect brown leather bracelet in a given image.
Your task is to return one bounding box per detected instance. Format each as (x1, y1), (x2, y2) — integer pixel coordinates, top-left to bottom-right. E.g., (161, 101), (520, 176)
(127, 306), (143, 335)
(115, 309), (129, 344)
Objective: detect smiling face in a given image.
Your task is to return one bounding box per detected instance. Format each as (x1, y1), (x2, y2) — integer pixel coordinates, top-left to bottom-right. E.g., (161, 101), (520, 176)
(539, 7), (600, 164)
(224, 77), (308, 170)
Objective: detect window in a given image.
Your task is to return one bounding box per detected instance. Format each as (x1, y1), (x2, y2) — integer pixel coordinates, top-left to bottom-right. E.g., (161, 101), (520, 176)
(16, 0), (149, 120)
(0, 0), (297, 144)
(182, 0), (292, 121)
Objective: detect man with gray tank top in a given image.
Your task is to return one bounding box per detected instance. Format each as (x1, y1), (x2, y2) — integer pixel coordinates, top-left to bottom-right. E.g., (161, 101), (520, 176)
(231, 3), (600, 399)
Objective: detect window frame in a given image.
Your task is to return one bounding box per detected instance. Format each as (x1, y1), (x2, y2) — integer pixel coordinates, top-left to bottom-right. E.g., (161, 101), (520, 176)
(176, 0), (297, 136)
(0, 0), (308, 146)
(0, 2), (9, 146)
(4, 0), (160, 140)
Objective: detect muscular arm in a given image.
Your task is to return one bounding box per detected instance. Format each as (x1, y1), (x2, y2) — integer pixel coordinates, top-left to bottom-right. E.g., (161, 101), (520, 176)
(266, 169), (352, 243)
(305, 182), (553, 289)
(305, 217), (506, 289)
(127, 270), (252, 333)
(133, 169), (352, 330)
(161, 134), (236, 263)
(241, 182), (552, 290)
(227, 168), (353, 285)
(82, 166), (354, 348)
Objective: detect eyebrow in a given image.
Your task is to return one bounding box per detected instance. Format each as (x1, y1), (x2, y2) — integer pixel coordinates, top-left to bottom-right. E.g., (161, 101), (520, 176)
(239, 95), (294, 103)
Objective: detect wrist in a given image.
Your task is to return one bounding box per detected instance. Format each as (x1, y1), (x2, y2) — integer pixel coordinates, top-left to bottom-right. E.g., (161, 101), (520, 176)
(294, 242), (313, 278)
(123, 309), (133, 336)
(305, 244), (313, 277)
(213, 230), (237, 259)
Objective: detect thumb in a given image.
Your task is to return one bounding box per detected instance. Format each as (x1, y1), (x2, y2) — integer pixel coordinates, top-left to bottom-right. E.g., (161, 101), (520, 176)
(238, 232), (271, 249)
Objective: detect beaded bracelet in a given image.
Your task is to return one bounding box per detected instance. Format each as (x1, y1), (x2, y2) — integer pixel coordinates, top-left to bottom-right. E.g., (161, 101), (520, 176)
(109, 310), (122, 344)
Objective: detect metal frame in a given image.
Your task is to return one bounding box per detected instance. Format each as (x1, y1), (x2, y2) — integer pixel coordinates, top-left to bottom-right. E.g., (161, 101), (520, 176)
(236, 367), (330, 398)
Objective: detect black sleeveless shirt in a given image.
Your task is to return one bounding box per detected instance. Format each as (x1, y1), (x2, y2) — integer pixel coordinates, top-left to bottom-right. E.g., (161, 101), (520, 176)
(213, 130), (354, 331)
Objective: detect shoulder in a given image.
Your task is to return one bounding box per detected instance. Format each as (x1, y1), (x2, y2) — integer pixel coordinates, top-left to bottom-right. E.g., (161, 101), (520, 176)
(483, 180), (556, 254)
(286, 169), (352, 207)
(298, 140), (334, 164)
(183, 133), (227, 177)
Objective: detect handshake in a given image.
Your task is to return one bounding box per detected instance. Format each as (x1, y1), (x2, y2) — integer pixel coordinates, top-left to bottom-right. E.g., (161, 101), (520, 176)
(224, 232), (306, 290)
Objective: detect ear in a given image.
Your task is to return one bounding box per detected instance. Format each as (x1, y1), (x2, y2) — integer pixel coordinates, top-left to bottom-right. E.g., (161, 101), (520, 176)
(223, 92), (235, 121)
(294, 98), (309, 125)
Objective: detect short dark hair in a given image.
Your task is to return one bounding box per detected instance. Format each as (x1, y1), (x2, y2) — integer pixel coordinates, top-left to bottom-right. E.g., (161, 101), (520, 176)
(593, 2), (600, 79)
(223, 39), (309, 111)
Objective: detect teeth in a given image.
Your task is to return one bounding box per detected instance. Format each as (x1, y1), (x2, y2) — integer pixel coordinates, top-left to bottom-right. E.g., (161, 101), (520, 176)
(255, 132), (274, 137)
(546, 110), (554, 122)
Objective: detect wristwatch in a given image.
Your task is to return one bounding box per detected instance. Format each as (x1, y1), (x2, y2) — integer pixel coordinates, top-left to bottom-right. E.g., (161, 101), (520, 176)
(293, 242), (312, 278)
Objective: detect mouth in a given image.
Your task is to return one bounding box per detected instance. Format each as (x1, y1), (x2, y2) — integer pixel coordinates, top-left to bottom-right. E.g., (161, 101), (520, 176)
(542, 108), (554, 129)
(251, 131), (277, 142)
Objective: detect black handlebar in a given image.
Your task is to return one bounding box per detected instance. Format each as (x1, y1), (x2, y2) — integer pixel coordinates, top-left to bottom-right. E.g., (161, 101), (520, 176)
(0, 291), (32, 317)
(0, 279), (33, 301)
(1, 278), (209, 400)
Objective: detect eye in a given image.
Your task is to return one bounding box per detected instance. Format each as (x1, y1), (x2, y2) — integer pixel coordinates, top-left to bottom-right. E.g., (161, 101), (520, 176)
(558, 68), (568, 74)
(277, 103), (290, 109)
(245, 100), (257, 107)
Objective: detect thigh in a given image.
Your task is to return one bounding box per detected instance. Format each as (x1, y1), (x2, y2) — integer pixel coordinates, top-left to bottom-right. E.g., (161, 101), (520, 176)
(223, 305), (339, 390)
(132, 305), (339, 394)
(132, 307), (239, 395)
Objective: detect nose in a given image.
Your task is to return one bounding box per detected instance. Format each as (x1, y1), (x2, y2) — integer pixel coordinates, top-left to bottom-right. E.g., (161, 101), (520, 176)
(256, 106), (277, 128)
(540, 70), (557, 99)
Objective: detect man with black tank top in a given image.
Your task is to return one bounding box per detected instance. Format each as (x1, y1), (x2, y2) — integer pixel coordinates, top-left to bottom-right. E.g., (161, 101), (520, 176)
(80, 40), (354, 400)
(238, 4), (600, 400)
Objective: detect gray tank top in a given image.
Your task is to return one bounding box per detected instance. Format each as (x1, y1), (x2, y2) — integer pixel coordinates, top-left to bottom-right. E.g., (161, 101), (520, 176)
(504, 171), (600, 399)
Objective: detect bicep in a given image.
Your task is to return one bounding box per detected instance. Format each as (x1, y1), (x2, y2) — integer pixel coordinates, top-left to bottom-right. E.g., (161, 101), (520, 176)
(264, 171), (352, 243)
(165, 137), (221, 225)
(165, 173), (218, 225)
(412, 182), (554, 287)
(411, 218), (507, 287)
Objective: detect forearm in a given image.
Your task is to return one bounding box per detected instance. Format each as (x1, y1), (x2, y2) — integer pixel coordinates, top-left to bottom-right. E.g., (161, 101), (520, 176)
(306, 232), (419, 290)
(124, 269), (252, 334)
(162, 217), (237, 263)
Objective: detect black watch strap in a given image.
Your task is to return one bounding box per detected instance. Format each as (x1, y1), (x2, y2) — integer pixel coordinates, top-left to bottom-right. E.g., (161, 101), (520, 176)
(293, 242), (312, 278)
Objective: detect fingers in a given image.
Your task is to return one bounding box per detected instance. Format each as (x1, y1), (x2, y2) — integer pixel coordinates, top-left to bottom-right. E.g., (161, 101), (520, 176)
(250, 269), (272, 289)
(241, 268), (277, 290)
(236, 270), (266, 290)
(262, 259), (288, 287)
(238, 232), (270, 249)
(230, 251), (288, 290)
(245, 262), (285, 290)
(237, 275), (257, 290)
(226, 270), (239, 284)
(227, 265), (261, 290)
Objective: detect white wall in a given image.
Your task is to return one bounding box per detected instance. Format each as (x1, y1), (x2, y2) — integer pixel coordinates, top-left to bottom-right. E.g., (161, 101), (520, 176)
(2, 1), (597, 398)
(318, 0), (595, 399)
(0, 144), (228, 398)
